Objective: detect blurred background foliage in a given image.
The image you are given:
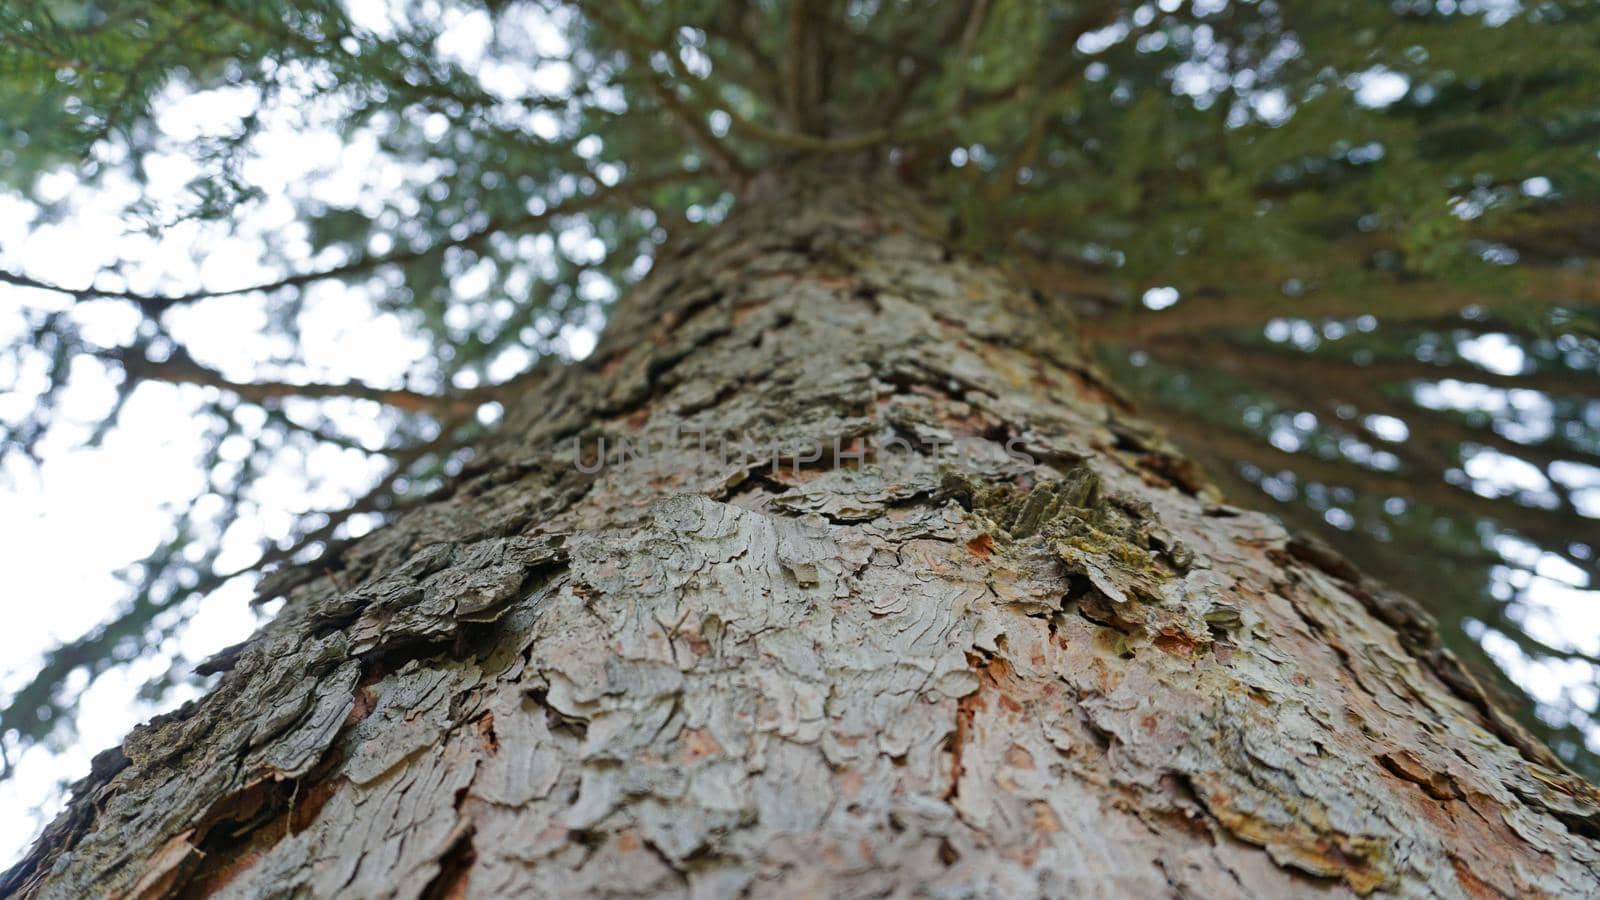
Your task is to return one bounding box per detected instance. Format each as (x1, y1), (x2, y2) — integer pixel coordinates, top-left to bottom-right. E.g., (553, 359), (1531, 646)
(0, 0), (1597, 815)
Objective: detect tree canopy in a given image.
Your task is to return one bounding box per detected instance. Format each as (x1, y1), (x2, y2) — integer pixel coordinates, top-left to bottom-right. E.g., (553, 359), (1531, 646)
(1, 0), (1597, 807)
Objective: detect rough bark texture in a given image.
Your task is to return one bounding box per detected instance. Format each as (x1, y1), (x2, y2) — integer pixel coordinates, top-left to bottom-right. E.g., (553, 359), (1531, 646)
(7, 173), (1600, 898)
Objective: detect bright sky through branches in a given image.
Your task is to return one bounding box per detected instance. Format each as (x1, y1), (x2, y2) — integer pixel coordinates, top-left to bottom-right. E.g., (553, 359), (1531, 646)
(0, 3), (596, 859)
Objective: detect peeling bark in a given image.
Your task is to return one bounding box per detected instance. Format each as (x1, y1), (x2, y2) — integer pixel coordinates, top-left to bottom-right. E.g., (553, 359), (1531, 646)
(7, 172), (1599, 898)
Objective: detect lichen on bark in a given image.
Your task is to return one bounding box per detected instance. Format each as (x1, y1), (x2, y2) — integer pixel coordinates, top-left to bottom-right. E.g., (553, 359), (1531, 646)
(6, 173), (1597, 898)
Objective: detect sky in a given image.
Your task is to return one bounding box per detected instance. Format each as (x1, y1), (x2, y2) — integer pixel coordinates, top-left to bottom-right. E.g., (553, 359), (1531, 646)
(0, 122), (407, 859)
(0, 3), (588, 861)
(0, 152), (599, 868)
(0, 0), (1596, 870)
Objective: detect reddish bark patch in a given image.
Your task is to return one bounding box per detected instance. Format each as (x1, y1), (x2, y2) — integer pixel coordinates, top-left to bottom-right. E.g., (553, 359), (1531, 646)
(836, 767), (867, 800)
(679, 628), (712, 657)
(835, 436), (870, 469)
(128, 830), (197, 900)
(1153, 632), (1198, 658)
(475, 711), (499, 755)
(1451, 854), (1509, 900)
(944, 698), (973, 803)
(1031, 801), (1062, 834)
(1154, 773), (1216, 839)
(288, 776), (342, 835)
(1377, 750), (1459, 801)
(965, 534), (995, 559)
(170, 759), (347, 898)
(679, 726), (723, 763)
(730, 300), (769, 325)
(945, 654), (989, 801)
(347, 682), (380, 727)
(1004, 745), (1036, 769)
(175, 845), (269, 900)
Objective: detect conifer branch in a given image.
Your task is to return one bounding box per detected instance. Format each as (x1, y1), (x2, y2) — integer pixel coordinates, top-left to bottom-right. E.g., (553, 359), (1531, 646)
(0, 171), (694, 316)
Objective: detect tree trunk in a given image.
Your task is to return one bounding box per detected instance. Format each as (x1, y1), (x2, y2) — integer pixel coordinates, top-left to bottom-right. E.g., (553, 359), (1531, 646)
(8, 171), (1599, 898)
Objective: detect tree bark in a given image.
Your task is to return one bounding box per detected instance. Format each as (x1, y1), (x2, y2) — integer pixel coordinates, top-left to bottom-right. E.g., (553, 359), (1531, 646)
(7, 171), (1599, 898)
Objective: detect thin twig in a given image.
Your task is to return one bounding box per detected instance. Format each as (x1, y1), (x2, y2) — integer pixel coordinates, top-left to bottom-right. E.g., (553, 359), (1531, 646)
(106, 344), (477, 416)
(0, 170), (693, 315)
